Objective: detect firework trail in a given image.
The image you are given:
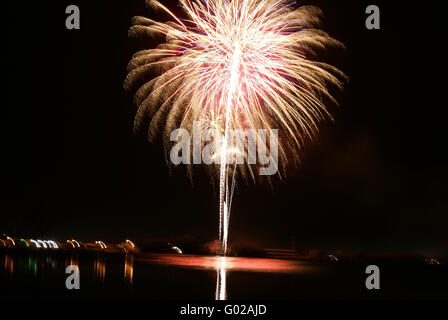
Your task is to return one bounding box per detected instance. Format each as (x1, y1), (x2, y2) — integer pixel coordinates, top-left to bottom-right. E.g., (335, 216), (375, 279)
(124, 0), (346, 254)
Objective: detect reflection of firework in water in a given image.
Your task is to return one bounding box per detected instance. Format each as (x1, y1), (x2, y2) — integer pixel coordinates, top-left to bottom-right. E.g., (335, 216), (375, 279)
(125, 0), (345, 254)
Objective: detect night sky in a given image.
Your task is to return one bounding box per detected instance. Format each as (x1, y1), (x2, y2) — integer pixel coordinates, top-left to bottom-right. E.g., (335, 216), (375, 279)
(6, 1), (442, 255)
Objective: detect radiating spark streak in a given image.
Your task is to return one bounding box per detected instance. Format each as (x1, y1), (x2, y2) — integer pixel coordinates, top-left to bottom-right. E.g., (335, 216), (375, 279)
(125, 0), (345, 255)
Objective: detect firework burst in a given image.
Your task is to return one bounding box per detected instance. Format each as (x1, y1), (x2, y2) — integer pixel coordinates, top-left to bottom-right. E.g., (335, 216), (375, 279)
(124, 0), (346, 254)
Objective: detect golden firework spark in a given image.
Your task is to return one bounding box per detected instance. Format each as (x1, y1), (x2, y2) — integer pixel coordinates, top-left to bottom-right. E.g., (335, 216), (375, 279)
(125, 0), (346, 254)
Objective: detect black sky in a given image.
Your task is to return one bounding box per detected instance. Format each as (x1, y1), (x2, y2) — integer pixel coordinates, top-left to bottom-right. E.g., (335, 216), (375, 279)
(6, 1), (443, 255)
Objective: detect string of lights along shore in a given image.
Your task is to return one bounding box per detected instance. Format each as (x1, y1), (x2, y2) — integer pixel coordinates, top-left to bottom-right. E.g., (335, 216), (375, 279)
(124, 0), (346, 255)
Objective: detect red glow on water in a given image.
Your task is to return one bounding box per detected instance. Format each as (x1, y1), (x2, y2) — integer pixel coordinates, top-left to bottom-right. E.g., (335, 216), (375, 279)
(138, 254), (314, 273)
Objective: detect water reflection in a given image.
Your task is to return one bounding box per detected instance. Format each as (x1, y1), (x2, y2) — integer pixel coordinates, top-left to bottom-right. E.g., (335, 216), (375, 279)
(5, 255), (14, 277)
(2, 252), (135, 285)
(3, 254), (58, 278)
(215, 256), (227, 300)
(124, 253), (134, 284)
(94, 255), (106, 282)
(138, 254), (310, 300)
(27, 256), (38, 277)
(139, 254), (307, 273)
(65, 254), (79, 269)
(45, 256), (58, 269)
(3, 252), (311, 299)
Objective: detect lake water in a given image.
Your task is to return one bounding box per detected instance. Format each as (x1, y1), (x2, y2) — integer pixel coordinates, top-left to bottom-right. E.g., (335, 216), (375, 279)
(1, 251), (447, 300)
